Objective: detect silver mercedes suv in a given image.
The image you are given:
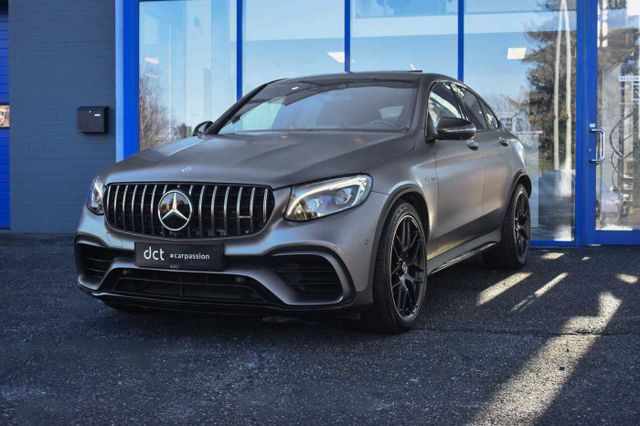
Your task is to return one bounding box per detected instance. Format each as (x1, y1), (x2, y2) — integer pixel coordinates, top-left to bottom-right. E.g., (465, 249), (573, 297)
(76, 72), (531, 333)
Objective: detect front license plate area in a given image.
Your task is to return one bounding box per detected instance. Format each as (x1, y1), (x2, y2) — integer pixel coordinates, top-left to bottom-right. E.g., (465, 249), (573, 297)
(134, 243), (225, 271)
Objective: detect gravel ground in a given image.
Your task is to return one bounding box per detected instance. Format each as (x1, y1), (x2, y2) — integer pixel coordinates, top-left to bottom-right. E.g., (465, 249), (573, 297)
(1, 234), (639, 425)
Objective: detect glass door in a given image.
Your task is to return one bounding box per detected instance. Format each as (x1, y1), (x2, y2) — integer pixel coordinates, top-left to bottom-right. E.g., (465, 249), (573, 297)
(586, 0), (640, 244)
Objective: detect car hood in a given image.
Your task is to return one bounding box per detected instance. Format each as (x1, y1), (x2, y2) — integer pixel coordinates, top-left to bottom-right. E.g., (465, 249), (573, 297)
(103, 131), (413, 188)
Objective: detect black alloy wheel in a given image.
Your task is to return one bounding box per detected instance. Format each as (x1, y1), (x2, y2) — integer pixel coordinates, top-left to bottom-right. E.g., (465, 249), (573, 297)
(514, 191), (530, 263)
(483, 183), (530, 270)
(361, 202), (427, 333)
(389, 214), (426, 321)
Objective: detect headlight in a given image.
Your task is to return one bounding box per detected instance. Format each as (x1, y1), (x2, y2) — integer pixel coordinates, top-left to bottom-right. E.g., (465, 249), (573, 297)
(86, 176), (105, 215)
(285, 175), (372, 221)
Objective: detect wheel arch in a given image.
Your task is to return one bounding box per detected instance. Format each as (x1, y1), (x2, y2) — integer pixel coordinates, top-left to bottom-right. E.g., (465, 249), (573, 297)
(515, 172), (532, 196)
(498, 170), (532, 233)
(365, 185), (430, 303)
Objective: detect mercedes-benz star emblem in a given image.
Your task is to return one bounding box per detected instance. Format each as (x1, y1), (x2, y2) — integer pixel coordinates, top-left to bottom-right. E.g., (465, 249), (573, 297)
(158, 190), (193, 232)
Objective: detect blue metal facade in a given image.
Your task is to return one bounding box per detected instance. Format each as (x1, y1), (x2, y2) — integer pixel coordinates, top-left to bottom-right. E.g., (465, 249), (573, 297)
(9, 0), (116, 232)
(0, 9), (8, 229)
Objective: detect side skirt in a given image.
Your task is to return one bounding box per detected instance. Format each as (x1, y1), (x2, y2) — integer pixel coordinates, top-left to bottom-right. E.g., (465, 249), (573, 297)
(427, 230), (500, 276)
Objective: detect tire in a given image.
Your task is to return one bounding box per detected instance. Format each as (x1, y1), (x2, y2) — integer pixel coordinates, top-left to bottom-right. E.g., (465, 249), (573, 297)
(103, 301), (148, 313)
(483, 184), (530, 270)
(360, 202), (428, 333)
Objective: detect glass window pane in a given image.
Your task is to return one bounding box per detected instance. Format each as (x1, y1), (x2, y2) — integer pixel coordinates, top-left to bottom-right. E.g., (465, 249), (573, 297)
(351, 0), (458, 76)
(243, 0), (344, 93)
(596, 2), (640, 231)
(465, 1), (577, 241)
(219, 81), (417, 134)
(139, 0), (237, 150)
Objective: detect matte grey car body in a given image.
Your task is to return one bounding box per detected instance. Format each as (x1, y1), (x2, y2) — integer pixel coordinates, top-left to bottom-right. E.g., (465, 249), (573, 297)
(75, 72), (530, 331)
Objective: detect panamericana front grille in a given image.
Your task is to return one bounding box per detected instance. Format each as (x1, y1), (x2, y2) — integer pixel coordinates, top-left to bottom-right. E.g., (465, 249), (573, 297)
(104, 183), (275, 238)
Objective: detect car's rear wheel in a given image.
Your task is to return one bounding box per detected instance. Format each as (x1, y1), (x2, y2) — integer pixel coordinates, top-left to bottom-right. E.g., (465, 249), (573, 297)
(361, 202), (427, 333)
(483, 184), (530, 269)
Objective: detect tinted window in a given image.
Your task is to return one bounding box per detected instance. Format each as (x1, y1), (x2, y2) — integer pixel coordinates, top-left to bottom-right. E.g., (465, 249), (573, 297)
(482, 101), (500, 129)
(218, 82), (417, 133)
(453, 85), (487, 130)
(427, 83), (462, 129)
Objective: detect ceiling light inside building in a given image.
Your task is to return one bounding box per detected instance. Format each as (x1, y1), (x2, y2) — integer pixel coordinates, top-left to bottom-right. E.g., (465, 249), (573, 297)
(327, 51), (345, 64)
(507, 48), (527, 60)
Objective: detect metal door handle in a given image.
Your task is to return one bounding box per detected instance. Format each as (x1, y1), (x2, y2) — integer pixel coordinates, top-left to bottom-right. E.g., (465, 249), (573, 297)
(499, 137), (510, 146)
(589, 126), (605, 164)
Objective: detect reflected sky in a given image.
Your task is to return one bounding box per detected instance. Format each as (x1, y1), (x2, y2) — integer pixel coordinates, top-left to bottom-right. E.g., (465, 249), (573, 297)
(139, 0), (580, 123)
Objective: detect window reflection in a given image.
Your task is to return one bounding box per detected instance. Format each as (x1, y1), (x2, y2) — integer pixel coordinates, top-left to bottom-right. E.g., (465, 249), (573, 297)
(354, 0), (456, 18)
(351, 0), (457, 74)
(242, 0), (344, 93)
(139, 0), (236, 150)
(596, 1), (640, 231)
(465, 1), (577, 241)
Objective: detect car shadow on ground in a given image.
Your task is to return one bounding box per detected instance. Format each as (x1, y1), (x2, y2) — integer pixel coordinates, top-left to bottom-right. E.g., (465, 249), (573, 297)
(1, 235), (639, 424)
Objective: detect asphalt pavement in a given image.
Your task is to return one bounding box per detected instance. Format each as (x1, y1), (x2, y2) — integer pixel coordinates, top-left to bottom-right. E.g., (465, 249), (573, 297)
(1, 234), (639, 425)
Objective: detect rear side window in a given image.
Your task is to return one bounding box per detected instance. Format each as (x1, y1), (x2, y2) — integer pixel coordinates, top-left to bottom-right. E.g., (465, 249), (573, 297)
(453, 85), (487, 130)
(482, 101), (500, 130)
(427, 83), (462, 129)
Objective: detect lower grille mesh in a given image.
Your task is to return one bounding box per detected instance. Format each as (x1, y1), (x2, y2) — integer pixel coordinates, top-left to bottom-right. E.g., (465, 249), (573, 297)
(105, 269), (276, 304)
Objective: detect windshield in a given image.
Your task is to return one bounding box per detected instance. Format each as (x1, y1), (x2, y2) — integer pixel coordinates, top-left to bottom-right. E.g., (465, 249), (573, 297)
(217, 81), (417, 134)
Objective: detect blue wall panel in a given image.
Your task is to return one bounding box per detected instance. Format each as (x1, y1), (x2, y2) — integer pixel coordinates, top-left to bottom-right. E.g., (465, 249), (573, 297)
(10, 1), (115, 232)
(0, 10), (8, 229)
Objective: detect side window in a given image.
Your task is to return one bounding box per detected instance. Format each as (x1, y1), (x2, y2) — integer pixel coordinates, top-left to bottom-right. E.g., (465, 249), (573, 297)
(453, 85), (487, 130)
(481, 101), (500, 130)
(427, 83), (462, 129)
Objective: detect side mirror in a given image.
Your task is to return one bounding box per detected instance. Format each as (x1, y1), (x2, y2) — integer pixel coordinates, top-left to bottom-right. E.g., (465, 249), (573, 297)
(193, 121), (213, 136)
(435, 117), (476, 141)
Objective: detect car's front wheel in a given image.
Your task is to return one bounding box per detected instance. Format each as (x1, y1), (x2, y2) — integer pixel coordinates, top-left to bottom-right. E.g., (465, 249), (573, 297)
(361, 202), (427, 333)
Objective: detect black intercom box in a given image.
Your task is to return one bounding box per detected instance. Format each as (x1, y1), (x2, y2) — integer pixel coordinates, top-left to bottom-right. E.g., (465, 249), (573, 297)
(77, 106), (108, 134)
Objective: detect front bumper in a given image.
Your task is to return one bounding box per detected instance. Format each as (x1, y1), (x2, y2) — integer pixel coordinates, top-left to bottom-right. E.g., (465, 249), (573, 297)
(75, 188), (388, 312)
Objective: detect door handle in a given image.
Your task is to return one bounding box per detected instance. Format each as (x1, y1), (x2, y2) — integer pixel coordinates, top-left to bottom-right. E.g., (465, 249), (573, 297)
(499, 137), (510, 146)
(466, 140), (479, 151)
(589, 125), (606, 164)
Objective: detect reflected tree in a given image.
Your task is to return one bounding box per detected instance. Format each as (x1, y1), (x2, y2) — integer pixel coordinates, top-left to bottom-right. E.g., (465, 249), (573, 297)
(519, 0), (576, 173)
(138, 74), (171, 150)
(173, 123), (193, 141)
